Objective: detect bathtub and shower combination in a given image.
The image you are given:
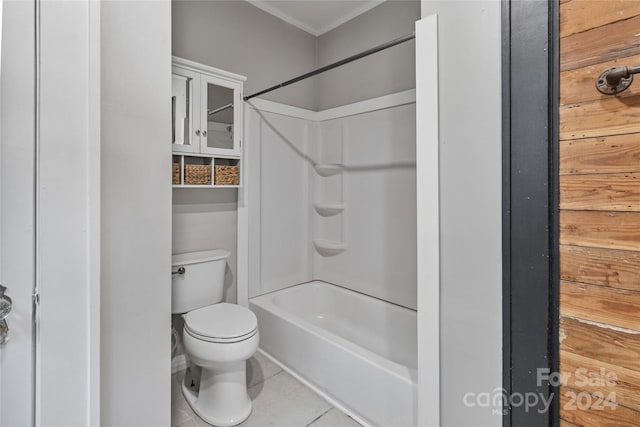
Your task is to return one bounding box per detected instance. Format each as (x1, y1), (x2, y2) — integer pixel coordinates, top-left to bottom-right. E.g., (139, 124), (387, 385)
(250, 281), (417, 427)
(245, 88), (420, 426)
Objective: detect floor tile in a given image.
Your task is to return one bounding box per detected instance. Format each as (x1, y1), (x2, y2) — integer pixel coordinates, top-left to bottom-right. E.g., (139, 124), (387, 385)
(172, 399), (196, 427)
(172, 371), (196, 426)
(172, 356), (355, 427)
(175, 419), (199, 427)
(246, 351), (283, 388)
(238, 371), (332, 427)
(187, 414), (217, 427)
(308, 408), (362, 427)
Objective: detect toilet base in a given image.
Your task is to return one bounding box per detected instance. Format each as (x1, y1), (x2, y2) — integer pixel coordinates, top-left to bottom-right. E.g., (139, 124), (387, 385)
(182, 361), (252, 427)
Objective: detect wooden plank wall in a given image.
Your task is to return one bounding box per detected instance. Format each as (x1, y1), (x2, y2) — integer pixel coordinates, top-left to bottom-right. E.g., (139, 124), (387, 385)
(560, 1), (640, 425)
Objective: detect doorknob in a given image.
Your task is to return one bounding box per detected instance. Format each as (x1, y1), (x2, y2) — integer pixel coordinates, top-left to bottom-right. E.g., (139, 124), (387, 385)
(0, 285), (12, 345)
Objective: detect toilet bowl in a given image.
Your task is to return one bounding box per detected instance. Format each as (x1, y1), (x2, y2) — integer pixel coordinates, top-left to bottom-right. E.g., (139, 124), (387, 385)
(172, 250), (259, 426)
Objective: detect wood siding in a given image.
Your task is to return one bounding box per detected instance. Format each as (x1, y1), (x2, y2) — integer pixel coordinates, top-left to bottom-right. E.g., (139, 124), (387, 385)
(560, 1), (640, 424)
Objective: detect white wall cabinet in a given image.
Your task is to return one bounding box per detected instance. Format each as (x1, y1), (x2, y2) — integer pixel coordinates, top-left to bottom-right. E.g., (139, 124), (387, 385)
(171, 57), (246, 187)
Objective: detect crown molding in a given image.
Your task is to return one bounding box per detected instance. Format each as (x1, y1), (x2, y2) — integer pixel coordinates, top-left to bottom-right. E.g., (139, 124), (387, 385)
(248, 0), (386, 37)
(315, 0), (386, 36)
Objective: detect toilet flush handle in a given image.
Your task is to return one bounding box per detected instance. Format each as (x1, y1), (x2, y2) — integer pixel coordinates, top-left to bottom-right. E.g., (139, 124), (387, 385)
(172, 267), (185, 276)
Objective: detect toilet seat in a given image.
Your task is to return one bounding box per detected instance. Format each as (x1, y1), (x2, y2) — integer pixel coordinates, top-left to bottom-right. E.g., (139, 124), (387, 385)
(185, 303), (258, 344)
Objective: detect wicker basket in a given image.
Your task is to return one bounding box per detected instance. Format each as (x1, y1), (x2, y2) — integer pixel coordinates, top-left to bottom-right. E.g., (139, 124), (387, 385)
(214, 165), (239, 185)
(172, 163), (180, 185)
(184, 164), (211, 185)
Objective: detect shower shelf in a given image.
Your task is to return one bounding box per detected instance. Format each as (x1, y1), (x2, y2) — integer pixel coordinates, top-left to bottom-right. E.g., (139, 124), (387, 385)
(313, 239), (346, 256)
(314, 164), (343, 177)
(313, 202), (345, 217)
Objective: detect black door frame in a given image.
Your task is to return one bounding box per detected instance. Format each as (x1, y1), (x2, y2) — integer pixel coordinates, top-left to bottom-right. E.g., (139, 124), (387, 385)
(502, 1), (560, 426)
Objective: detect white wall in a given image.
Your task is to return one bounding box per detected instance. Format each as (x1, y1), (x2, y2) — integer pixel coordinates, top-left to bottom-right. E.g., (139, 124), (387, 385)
(415, 14), (440, 426)
(247, 107), (314, 297)
(100, 1), (172, 426)
(172, 1), (420, 308)
(420, 1), (503, 426)
(37, 1), (100, 424)
(246, 97), (417, 312)
(172, 0), (317, 110)
(314, 104), (417, 309)
(172, 0), (419, 112)
(173, 190), (238, 303)
(0, 2), (36, 425)
(171, 0), (317, 300)
(316, 0), (420, 110)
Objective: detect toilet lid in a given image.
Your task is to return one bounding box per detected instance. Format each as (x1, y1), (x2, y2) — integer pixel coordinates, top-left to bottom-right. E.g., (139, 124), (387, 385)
(184, 303), (258, 341)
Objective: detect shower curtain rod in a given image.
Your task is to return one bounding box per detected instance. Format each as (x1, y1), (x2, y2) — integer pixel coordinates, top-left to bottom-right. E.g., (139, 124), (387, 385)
(243, 32), (416, 102)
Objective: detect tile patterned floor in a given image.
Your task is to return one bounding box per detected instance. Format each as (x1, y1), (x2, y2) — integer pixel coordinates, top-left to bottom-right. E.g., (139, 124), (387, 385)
(172, 351), (362, 427)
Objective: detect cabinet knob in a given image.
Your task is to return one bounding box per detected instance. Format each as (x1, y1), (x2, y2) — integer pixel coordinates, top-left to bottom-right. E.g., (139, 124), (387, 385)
(195, 129), (201, 136)
(202, 130), (207, 137)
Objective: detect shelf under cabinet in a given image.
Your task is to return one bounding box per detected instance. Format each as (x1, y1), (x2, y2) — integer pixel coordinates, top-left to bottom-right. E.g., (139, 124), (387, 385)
(172, 184), (240, 188)
(172, 153), (240, 188)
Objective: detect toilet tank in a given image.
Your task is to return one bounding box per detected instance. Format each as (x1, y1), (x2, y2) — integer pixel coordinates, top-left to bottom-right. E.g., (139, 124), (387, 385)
(171, 249), (230, 314)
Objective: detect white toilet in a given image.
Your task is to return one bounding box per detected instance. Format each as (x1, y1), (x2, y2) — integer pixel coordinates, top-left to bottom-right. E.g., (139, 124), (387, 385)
(172, 249), (259, 427)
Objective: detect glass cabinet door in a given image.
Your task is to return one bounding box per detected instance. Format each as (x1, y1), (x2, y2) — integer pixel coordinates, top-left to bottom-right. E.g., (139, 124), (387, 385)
(171, 67), (200, 153)
(200, 74), (241, 157)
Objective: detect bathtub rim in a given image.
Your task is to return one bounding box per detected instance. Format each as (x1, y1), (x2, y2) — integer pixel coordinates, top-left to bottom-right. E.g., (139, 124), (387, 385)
(249, 280), (418, 384)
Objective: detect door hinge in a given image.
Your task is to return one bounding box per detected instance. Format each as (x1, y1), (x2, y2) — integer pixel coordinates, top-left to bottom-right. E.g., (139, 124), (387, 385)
(32, 291), (40, 306)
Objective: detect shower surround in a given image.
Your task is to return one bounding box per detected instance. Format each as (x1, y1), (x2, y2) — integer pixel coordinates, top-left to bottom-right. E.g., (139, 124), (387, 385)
(245, 91), (417, 425)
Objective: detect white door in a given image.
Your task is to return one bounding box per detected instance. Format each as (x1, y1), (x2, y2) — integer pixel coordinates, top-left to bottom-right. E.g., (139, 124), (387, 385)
(1, 1), (100, 425)
(0, 0), (37, 425)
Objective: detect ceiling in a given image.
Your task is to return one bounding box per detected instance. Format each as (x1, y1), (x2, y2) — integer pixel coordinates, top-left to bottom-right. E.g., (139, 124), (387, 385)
(248, 0), (387, 36)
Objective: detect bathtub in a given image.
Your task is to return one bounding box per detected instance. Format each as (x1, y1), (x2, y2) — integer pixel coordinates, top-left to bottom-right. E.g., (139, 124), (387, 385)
(249, 281), (417, 427)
